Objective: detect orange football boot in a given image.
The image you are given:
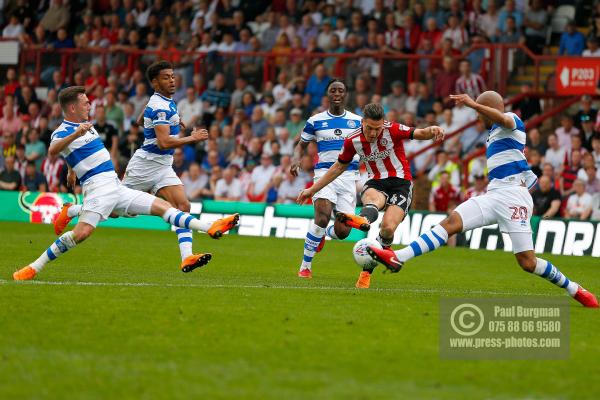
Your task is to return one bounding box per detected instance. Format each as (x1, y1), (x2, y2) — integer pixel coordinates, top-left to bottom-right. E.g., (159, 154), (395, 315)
(355, 271), (371, 288)
(181, 253), (212, 273)
(207, 213), (240, 239)
(335, 212), (370, 232)
(53, 203), (73, 235)
(13, 266), (37, 281)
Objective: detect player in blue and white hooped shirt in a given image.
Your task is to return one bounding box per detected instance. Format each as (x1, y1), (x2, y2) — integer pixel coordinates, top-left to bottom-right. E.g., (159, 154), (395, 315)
(367, 91), (598, 308)
(13, 86), (239, 281)
(60, 61), (212, 273)
(290, 79), (362, 279)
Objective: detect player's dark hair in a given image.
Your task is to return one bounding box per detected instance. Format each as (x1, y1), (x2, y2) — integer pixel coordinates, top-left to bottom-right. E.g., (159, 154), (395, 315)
(58, 86), (86, 110)
(362, 103), (384, 120)
(146, 61), (173, 83)
(326, 78), (346, 93)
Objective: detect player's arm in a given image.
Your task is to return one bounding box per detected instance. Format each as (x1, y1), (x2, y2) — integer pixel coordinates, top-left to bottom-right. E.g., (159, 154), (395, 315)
(48, 123), (93, 157)
(450, 93), (515, 129)
(412, 126), (445, 142)
(290, 140), (309, 176)
(154, 124), (208, 150)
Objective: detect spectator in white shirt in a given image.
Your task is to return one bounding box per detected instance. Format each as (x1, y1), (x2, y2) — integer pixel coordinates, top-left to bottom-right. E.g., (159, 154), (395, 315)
(277, 170), (305, 204)
(439, 109), (461, 152)
(565, 179), (593, 220)
(583, 37), (600, 57)
(543, 133), (567, 171)
(554, 115), (580, 151)
(214, 167), (243, 201)
(2, 15), (24, 38)
(177, 88), (203, 128)
(247, 153), (276, 202)
(217, 32), (236, 52)
(277, 128), (294, 156)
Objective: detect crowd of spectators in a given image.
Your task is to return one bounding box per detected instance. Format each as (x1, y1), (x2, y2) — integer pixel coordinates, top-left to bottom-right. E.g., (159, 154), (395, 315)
(0, 0), (599, 220)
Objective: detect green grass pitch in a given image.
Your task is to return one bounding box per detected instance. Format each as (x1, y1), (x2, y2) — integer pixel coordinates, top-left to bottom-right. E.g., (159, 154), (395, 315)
(1, 221), (599, 399)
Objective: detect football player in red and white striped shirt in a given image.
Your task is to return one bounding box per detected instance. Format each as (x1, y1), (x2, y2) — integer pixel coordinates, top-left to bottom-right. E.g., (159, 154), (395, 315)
(297, 103), (444, 288)
(455, 59), (486, 100)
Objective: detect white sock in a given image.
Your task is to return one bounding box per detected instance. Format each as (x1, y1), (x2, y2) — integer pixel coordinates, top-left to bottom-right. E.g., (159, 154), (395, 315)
(176, 229), (193, 260)
(31, 231), (77, 272)
(300, 223), (326, 270)
(395, 224), (449, 262)
(325, 225), (339, 240)
(162, 207), (211, 232)
(533, 258), (579, 297)
(67, 204), (82, 218)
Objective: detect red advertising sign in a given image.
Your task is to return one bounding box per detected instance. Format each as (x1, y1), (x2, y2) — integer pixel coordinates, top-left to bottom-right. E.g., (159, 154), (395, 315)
(556, 58), (600, 95)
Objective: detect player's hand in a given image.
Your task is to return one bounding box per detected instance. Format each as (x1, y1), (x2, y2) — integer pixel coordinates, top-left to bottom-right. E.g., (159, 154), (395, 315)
(191, 128), (209, 142)
(67, 169), (77, 189)
(75, 122), (92, 137)
(290, 161), (301, 177)
(429, 126), (445, 142)
(450, 94), (477, 109)
(296, 189), (313, 204)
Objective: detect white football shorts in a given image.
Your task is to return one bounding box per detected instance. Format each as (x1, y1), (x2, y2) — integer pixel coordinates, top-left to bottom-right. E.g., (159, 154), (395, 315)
(79, 175), (156, 227)
(454, 185), (534, 253)
(122, 155), (182, 195)
(311, 170), (358, 214)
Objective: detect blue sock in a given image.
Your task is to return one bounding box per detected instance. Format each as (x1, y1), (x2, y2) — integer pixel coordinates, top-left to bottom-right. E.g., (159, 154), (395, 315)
(300, 223), (325, 270)
(533, 258), (579, 296)
(395, 224), (448, 262)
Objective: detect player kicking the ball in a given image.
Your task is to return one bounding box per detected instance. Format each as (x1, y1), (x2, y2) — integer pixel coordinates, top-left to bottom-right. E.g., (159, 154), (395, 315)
(367, 91), (598, 308)
(55, 61), (213, 273)
(290, 79), (362, 279)
(297, 103), (444, 288)
(13, 86), (238, 281)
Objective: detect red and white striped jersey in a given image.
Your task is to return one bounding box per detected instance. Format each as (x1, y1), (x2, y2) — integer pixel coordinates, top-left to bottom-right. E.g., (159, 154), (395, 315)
(338, 121), (414, 180)
(41, 157), (65, 192)
(455, 73), (486, 100)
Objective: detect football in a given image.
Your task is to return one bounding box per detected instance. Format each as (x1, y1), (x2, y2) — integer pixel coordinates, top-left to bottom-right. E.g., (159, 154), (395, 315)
(352, 238), (382, 269)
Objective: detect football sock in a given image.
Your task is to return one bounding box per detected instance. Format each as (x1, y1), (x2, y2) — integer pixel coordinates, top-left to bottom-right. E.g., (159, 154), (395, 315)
(377, 233), (393, 248)
(162, 207), (211, 232)
(31, 231), (77, 272)
(326, 224), (339, 240)
(533, 258), (579, 297)
(176, 229), (193, 260)
(67, 204), (82, 218)
(395, 224), (449, 262)
(300, 223), (325, 270)
(360, 204), (379, 223)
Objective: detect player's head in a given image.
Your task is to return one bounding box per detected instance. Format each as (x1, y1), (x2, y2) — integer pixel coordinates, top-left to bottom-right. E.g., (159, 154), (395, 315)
(362, 103), (385, 142)
(146, 60), (175, 96)
(326, 79), (347, 109)
(475, 90), (504, 129)
(58, 86), (90, 122)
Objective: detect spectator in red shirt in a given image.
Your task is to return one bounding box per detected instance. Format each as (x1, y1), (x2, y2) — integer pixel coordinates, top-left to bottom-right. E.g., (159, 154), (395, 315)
(419, 17), (443, 50)
(398, 14), (421, 52)
(434, 56), (459, 106)
(429, 171), (461, 212)
(85, 64), (108, 100)
(4, 68), (19, 96)
(431, 38), (461, 72)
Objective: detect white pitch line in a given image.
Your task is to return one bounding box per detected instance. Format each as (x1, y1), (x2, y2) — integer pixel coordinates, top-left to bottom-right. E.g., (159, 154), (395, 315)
(0, 278), (551, 296)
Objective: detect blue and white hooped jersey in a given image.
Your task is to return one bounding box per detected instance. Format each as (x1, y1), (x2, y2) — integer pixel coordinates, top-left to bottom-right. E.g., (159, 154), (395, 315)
(51, 120), (117, 184)
(301, 110), (362, 179)
(486, 112), (537, 190)
(136, 92), (181, 165)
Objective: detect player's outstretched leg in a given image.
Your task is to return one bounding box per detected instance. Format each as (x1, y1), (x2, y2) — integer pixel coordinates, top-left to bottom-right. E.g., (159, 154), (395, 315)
(523, 255), (598, 308)
(160, 207), (239, 238)
(14, 223), (93, 280)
